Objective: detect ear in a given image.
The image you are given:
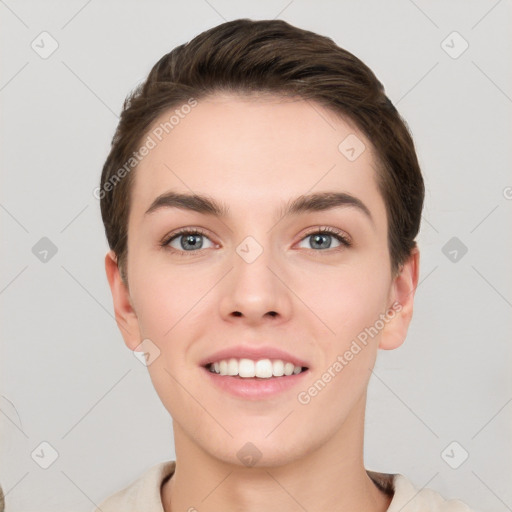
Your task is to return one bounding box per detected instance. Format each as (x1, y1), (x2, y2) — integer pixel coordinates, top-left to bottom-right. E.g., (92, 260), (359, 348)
(104, 250), (142, 350)
(379, 246), (420, 350)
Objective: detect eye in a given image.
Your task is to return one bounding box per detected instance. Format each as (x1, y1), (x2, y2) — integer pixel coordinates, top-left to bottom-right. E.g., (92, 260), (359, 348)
(160, 226), (351, 256)
(161, 228), (215, 254)
(297, 227), (351, 252)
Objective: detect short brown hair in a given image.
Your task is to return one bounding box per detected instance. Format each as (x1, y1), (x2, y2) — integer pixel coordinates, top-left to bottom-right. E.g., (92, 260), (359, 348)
(100, 18), (424, 284)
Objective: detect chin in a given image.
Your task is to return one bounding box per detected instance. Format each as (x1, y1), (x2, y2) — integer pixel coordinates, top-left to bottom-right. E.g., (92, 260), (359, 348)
(203, 435), (312, 470)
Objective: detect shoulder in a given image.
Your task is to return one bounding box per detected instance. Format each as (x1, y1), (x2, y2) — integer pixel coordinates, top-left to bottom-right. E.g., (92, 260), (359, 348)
(91, 460), (176, 512)
(369, 470), (477, 512)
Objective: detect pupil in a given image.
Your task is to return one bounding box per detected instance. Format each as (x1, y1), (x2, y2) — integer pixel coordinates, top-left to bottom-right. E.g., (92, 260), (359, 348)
(313, 234), (330, 249)
(184, 234), (202, 250)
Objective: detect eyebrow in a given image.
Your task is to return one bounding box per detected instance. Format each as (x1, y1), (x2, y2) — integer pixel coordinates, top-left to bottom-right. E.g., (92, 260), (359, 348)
(144, 190), (373, 224)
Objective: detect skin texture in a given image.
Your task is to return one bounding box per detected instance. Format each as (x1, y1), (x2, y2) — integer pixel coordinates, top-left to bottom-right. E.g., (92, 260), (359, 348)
(105, 93), (419, 512)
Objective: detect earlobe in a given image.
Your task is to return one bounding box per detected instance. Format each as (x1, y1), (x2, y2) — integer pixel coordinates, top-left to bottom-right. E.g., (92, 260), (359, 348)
(104, 250), (142, 350)
(378, 247), (420, 350)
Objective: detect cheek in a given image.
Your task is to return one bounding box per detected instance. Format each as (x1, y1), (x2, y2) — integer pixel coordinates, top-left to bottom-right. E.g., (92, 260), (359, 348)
(309, 264), (390, 398)
(129, 259), (214, 339)
(295, 270), (387, 419)
(297, 260), (390, 347)
(132, 265), (210, 415)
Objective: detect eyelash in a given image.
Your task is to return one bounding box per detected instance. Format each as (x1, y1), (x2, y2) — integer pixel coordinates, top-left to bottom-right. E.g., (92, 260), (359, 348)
(160, 226), (352, 257)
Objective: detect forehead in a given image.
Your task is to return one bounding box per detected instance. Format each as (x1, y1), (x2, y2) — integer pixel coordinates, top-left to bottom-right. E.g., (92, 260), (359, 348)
(129, 93), (386, 226)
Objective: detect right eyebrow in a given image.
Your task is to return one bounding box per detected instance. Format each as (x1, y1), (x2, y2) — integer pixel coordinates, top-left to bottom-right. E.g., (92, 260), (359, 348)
(145, 191), (230, 217)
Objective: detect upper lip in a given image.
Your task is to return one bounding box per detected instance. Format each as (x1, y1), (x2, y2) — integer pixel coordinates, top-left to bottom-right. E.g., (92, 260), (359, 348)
(200, 345), (310, 369)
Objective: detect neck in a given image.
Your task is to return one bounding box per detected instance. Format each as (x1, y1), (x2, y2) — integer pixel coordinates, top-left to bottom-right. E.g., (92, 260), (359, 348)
(161, 393), (392, 512)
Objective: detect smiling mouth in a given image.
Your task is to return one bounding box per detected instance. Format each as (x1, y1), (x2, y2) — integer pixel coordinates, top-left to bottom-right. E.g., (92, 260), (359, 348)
(204, 358), (308, 379)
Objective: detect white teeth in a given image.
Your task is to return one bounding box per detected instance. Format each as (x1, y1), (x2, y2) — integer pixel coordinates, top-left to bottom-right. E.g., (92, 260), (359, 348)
(239, 358), (256, 378)
(227, 358), (238, 376)
(272, 359), (284, 376)
(208, 358), (304, 378)
(284, 362), (295, 376)
(255, 359), (273, 378)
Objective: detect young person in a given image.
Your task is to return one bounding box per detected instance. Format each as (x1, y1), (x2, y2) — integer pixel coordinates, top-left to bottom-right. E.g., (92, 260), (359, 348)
(95, 18), (475, 512)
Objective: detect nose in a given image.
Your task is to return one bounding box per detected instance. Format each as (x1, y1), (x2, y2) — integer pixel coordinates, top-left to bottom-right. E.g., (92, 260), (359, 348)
(218, 238), (292, 326)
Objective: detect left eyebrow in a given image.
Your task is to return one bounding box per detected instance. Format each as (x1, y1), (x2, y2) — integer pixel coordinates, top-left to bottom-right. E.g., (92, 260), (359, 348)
(281, 191), (373, 225)
(144, 190), (373, 225)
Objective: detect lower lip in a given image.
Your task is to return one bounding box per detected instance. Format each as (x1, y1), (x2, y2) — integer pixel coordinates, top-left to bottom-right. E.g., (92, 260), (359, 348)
(202, 366), (309, 400)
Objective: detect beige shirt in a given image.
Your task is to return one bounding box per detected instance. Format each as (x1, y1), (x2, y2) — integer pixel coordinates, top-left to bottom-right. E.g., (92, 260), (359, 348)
(93, 461), (475, 512)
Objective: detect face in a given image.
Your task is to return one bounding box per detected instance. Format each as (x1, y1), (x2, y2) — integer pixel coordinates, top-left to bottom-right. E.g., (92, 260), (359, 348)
(106, 92), (418, 467)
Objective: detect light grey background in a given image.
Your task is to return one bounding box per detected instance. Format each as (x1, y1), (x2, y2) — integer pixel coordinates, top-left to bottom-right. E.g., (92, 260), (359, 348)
(1, 1), (511, 511)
